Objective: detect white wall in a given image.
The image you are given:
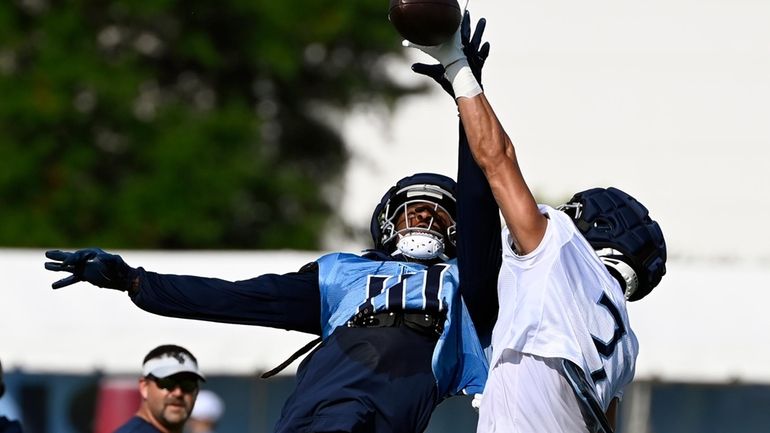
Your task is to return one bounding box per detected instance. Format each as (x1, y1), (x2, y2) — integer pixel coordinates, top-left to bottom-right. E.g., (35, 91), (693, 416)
(628, 260), (770, 384)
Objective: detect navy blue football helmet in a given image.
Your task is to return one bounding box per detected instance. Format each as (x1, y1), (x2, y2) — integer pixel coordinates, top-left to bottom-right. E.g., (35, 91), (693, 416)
(559, 187), (667, 301)
(370, 173), (458, 261)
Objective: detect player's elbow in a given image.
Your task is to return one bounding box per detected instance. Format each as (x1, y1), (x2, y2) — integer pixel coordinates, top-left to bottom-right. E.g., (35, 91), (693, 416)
(472, 135), (510, 171)
(476, 141), (517, 181)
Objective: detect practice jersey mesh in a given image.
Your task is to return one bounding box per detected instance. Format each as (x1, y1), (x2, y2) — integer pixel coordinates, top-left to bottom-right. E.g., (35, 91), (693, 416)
(493, 205), (638, 409)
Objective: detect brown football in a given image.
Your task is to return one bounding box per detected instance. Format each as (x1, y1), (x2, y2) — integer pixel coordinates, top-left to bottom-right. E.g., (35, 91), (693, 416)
(388, 0), (462, 46)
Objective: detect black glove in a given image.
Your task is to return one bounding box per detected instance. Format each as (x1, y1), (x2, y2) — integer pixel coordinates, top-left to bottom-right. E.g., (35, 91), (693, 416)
(44, 248), (137, 291)
(411, 11), (490, 99)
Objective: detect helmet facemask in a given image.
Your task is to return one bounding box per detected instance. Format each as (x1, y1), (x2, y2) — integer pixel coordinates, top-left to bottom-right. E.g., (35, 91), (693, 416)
(380, 199), (456, 261)
(370, 174), (459, 262)
(595, 248), (640, 300)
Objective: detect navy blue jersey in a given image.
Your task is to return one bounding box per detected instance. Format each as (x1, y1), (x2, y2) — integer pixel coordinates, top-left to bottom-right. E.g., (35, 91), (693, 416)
(0, 417), (22, 433)
(316, 253), (487, 396)
(132, 266), (322, 334)
(275, 325), (440, 433)
(317, 255), (454, 330)
(132, 253), (486, 397)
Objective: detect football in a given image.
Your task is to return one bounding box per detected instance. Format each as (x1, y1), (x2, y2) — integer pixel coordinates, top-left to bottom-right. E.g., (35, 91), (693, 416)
(388, 0), (462, 46)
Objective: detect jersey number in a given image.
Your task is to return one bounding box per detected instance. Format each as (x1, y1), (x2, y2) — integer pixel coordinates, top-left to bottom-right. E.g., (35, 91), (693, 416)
(358, 264), (448, 313)
(589, 293), (626, 382)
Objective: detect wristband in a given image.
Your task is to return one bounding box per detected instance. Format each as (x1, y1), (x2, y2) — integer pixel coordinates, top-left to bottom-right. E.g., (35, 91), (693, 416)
(445, 58), (482, 99)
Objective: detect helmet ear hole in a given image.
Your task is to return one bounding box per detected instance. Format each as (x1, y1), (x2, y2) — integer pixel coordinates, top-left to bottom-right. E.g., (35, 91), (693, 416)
(593, 218), (613, 233)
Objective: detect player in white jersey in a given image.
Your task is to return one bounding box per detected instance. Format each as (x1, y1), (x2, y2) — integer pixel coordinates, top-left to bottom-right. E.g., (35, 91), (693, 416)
(405, 9), (667, 433)
(482, 201), (649, 433)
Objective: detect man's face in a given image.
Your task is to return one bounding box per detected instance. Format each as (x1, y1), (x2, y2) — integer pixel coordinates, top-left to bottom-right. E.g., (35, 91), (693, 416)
(139, 373), (199, 429)
(395, 201), (452, 233)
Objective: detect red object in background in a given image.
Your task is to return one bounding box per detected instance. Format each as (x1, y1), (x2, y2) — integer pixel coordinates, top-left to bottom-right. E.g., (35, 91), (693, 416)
(93, 377), (141, 433)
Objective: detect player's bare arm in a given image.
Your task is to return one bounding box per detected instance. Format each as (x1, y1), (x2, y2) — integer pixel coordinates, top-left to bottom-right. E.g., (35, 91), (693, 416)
(405, 10), (546, 255)
(456, 94), (546, 255)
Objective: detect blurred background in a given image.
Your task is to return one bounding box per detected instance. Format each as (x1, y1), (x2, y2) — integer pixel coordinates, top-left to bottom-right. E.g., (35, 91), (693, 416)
(2, 0), (769, 432)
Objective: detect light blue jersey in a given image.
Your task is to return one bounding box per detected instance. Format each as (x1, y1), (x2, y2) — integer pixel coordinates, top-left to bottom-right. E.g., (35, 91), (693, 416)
(317, 252), (488, 397)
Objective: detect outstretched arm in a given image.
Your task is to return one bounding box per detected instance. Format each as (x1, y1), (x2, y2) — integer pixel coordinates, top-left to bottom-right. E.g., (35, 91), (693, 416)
(411, 13), (501, 339)
(456, 94), (546, 254)
(405, 13), (546, 254)
(132, 266), (322, 335)
(456, 119), (501, 342)
(44, 248), (322, 334)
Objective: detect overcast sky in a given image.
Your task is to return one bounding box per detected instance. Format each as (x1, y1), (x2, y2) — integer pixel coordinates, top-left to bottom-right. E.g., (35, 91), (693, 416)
(338, 0), (770, 263)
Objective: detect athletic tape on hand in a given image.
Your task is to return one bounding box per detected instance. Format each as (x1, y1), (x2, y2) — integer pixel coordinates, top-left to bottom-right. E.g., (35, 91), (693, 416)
(445, 59), (482, 99)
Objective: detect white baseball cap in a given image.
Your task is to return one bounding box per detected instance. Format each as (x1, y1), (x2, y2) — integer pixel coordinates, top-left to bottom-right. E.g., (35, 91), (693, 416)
(142, 352), (205, 381)
(191, 389), (225, 421)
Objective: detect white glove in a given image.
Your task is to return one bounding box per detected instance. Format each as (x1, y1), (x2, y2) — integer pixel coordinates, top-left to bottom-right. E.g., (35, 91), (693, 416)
(471, 393), (483, 412)
(402, 25), (465, 69)
(402, 5), (482, 99)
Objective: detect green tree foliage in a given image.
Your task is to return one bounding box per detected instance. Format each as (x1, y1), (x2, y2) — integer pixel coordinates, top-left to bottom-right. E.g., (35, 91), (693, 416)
(0, 0), (418, 249)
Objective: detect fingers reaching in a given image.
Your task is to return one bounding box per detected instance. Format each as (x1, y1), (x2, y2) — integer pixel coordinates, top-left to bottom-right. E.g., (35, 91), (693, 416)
(471, 18), (486, 49)
(411, 63), (445, 77)
(44, 249), (83, 289)
(479, 42), (490, 62)
(52, 274), (81, 290)
(44, 261), (66, 272)
(411, 63), (455, 99)
(44, 250), (67, 261)
(461, 11), (471, 46)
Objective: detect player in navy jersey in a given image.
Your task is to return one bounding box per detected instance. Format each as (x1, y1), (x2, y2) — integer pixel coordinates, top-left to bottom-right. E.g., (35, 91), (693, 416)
(44, 15), (501, 433)
(406, 9), (667, 433)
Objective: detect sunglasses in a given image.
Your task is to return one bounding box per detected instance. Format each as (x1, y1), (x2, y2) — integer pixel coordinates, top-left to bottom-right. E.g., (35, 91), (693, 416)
(147, 375), (199, 393)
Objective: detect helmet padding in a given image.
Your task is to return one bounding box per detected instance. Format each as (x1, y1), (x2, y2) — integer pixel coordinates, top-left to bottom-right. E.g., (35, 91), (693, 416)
(560, 187), (667, 301)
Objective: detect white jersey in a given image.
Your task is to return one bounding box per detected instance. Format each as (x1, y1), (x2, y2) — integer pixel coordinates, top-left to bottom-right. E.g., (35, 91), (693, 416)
(478, 350), (590, 433)
(490, 204), (638, 410)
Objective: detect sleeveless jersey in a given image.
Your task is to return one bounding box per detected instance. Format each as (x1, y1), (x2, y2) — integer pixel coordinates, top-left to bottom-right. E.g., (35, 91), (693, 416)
(316, 252), (488, 398)
(493, 205), (638, 409)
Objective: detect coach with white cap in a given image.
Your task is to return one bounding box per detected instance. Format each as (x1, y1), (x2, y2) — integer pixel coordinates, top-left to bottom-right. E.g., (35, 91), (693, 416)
(114, 344), (205, 433)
